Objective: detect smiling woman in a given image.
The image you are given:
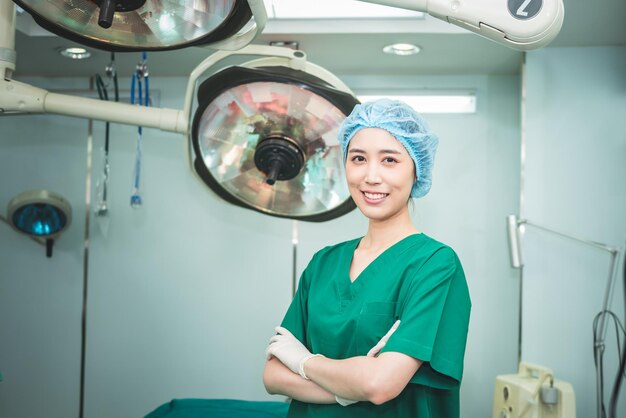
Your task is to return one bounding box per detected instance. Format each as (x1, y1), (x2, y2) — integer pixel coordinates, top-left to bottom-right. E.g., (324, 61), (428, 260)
(263, 98), (472, 418)
(345, 128), (416, 222)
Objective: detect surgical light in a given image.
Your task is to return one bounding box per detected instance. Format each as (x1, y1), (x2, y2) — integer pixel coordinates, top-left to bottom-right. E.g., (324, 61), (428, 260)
(191, 59), (360, 221)
(0, 31), (361, 219)
(11, 0), (267, 51)
(7, 190), (72, 257)
(357, 0), (564, 51)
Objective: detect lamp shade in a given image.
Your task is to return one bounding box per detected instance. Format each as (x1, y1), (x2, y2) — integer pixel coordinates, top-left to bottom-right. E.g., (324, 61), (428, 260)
(12, 0), (253, 51)
(191, 65), (359, 221)
(7, 190), (71, 237)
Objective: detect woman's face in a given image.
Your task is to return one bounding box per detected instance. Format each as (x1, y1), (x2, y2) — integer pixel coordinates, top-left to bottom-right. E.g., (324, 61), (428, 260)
(345, 128), (415, 223)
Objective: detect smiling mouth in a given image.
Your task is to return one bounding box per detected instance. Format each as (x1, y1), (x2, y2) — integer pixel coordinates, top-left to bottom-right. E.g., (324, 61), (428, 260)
(362, 191), (389, 201)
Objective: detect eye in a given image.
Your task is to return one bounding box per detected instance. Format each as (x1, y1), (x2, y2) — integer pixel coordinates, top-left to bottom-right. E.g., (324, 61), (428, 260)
(382, 157), (398, 164)
(350, 155), (366, 163)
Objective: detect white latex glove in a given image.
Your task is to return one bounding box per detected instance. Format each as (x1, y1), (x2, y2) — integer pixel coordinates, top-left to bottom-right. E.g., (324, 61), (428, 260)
(266, 326), (321, 379)
(335, 395), (358, 407)
(367, 319), (401, 357)
(336, 319), (401, 407)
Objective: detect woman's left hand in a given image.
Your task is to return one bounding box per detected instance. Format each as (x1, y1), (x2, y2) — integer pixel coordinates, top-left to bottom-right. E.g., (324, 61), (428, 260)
(367, 319), (401, 357)
(266, 326), (321, 379)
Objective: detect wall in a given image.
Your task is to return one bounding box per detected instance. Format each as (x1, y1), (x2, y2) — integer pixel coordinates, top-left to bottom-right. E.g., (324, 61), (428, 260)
(0, 72), (521, 418)
(523, 46), (626, 418)
(0, 78), (90, 418)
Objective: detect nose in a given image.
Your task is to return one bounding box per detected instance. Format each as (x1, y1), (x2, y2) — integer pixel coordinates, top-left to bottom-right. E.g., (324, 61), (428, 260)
(365, 161), (382, 185)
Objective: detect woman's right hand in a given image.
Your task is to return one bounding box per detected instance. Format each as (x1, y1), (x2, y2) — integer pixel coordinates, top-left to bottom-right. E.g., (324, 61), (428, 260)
(266, 326), (321, 379)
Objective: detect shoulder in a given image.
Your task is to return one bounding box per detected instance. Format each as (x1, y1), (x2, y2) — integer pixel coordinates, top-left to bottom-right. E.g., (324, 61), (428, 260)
(405, 234), (465, 288)
(405, 234), (460, 267)
(309, 237), (361, 264)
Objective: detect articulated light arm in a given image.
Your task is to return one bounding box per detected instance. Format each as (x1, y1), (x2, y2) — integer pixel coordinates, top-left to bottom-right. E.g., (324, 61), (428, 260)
(357, 0), (565, 50)
(0, 57), (186, 133)
(208, 0), (267, 51)
(0, 0), (187, 133)
(0, 0), (15, 79)
(0, 0), (269, 134)
(0, 76), (189, 133)
(1, 0), (565, 130)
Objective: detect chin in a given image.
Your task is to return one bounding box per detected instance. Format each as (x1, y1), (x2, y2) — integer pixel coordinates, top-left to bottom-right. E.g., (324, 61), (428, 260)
(355, 204), (400, 222)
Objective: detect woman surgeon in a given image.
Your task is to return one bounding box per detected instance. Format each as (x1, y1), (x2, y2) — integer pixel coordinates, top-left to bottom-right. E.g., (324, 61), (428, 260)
(263, 99), (471, 417)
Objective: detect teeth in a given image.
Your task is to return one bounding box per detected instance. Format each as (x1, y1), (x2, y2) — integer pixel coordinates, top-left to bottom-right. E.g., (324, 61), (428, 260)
(364, 192), (387, 200)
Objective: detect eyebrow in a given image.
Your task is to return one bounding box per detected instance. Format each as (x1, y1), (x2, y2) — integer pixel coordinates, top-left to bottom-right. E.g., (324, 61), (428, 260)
(348, 148), (403, 155)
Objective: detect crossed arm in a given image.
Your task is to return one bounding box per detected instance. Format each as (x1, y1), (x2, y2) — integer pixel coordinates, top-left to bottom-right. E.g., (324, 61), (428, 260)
(263, 357), (336, 404)
(263, 326), (422, 405)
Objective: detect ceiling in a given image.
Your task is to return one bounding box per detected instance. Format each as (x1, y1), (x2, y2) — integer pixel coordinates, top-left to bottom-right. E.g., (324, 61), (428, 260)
(10, 0), (626, 78)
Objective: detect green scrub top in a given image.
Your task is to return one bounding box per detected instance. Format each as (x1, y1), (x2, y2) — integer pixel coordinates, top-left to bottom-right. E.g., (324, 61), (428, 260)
(280, 233), (471, 418)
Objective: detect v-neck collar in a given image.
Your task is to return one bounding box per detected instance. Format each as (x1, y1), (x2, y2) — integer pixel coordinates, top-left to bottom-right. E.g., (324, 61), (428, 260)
(338, 233), (425, 301)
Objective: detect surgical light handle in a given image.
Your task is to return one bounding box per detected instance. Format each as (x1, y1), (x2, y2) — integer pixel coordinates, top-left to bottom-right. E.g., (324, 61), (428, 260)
(357, 0), (564, 50)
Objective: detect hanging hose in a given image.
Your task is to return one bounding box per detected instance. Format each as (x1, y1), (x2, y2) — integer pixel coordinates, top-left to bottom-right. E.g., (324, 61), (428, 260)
(94, 52), (119, 217)
(130, 51), (149, 208)
(608, 251), (626, 418)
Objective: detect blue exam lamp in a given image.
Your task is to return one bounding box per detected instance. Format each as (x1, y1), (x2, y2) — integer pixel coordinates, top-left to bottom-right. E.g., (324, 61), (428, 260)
(7, 190), (72, 258)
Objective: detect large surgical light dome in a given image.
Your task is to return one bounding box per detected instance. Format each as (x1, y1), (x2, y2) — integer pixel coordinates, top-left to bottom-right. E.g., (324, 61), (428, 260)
(12, 0), (256, 51)
(191, 65), (359, 221)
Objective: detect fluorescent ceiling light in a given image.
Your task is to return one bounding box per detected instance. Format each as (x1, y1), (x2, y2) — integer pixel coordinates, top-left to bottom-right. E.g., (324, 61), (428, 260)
(358, 94), (477, 114)
(58, 47), (91, 60)
(264, 0), (424, 19)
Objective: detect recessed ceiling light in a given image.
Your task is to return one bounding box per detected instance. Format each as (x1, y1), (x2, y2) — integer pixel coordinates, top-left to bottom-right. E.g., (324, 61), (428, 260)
(269, 41), (300, 50)
(59, 47), (91, 60)
(382, 43), (421, 56)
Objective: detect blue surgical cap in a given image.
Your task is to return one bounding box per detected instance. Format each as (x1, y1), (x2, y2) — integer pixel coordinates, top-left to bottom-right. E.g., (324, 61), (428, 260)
(338, 98), (439, 198)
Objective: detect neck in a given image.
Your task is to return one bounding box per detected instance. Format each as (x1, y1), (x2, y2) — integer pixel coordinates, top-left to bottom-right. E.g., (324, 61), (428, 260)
(360, 207), (419, 251)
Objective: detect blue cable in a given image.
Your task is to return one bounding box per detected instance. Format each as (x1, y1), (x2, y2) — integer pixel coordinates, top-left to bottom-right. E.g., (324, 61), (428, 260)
(130, 72), (136, 105)
(130, 52), (149, 208)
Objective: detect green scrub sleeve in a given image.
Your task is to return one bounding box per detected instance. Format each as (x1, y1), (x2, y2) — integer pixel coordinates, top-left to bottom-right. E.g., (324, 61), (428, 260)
(279, 253), (315, 346)
(380, 247), (471, 389)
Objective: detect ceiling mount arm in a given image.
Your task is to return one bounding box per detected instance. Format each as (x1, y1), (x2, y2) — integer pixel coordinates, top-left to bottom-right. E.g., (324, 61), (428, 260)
(0, 0), (16, 79)
(0, 77), (188, 134)
(0, 0), (187, 133)
(356, 0), (565, 50)
(207, 0), (268, 51)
